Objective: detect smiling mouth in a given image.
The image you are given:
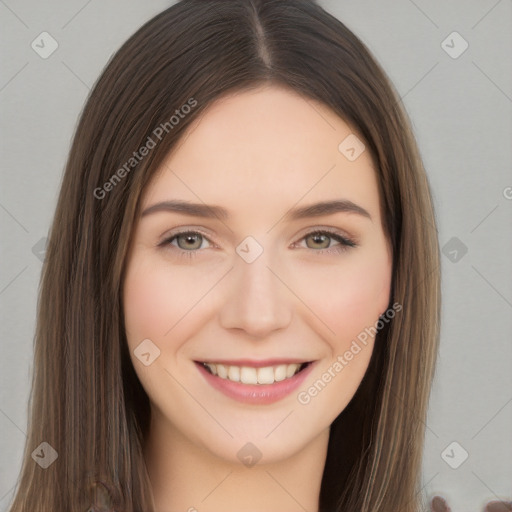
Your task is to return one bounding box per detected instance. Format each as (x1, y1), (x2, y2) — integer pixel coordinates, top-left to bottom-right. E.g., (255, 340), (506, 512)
(199, 361), (311, 385)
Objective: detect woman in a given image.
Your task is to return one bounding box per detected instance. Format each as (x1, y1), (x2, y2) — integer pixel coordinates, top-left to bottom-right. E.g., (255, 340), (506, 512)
(9, 0), (442, 510)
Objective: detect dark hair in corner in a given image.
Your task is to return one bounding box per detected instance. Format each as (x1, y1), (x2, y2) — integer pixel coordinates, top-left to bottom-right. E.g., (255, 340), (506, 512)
(9, 1), (440, 510)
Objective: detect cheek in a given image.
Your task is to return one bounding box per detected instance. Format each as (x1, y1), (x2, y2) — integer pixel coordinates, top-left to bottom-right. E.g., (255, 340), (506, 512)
(293, 251), (391, 347)
(123, 257), (191, 348)
(293, 253), (391, 420)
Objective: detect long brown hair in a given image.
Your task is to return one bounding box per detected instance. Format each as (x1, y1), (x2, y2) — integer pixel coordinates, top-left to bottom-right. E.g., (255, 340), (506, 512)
(9, 1), (440, 510)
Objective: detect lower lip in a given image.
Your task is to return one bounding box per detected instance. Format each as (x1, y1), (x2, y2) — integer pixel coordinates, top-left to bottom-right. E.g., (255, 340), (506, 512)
(195, 362), (315, 405)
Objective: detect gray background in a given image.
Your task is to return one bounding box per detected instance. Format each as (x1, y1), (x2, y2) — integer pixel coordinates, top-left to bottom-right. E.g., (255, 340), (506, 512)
(1, 0), (511, 510)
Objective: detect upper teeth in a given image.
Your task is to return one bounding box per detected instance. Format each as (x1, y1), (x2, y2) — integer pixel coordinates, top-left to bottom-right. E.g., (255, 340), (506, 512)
(203, 362), (304, 385)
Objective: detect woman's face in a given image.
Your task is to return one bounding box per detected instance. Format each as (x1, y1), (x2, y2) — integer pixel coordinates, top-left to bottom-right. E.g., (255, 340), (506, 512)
(123, 85), (392, 465)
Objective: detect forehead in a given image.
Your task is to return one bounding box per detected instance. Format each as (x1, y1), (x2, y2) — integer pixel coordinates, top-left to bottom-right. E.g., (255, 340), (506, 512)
(142, 85), (381, 223)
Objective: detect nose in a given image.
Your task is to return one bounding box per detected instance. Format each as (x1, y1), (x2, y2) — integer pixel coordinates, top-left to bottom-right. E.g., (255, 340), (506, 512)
(218, 248), (292, 338)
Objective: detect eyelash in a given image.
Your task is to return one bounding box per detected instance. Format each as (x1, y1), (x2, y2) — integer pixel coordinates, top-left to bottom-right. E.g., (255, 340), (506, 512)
(158, 229), (357, 261)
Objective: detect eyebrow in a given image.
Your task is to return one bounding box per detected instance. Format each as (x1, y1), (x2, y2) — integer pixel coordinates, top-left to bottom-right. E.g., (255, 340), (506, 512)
(141, 199), (371, 221)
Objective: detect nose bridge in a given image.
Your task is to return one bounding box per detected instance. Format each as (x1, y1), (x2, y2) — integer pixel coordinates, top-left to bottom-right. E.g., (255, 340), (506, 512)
(219, 243), (292, 336)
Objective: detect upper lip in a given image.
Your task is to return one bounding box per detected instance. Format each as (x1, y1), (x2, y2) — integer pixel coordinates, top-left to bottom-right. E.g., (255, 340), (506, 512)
(195, 358), (313, 368)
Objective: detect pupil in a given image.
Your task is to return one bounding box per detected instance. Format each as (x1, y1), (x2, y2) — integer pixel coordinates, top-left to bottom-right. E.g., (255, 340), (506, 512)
(180, 234), (201, 249)
(310, 234), (328, 249)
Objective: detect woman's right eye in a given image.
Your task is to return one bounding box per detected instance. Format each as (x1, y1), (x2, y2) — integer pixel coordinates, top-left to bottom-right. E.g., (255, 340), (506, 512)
(158, 231), (213, 259)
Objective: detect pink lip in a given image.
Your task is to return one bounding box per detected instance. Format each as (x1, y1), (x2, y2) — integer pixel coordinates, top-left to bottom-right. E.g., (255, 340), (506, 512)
(195, 361), (315, 405)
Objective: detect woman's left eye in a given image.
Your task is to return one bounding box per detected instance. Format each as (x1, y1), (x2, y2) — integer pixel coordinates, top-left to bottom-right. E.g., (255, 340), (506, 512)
(295, 230), (357, 254)
(159, 229), (356, 260)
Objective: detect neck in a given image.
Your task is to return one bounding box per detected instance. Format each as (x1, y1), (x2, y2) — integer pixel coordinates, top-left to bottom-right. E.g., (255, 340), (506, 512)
(144, 408), (329, 512)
